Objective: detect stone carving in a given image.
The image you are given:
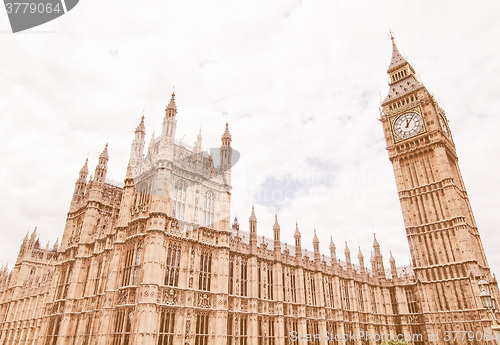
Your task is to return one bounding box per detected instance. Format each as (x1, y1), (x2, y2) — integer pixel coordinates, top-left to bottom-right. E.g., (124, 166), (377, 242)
(199, 293), (210, 308)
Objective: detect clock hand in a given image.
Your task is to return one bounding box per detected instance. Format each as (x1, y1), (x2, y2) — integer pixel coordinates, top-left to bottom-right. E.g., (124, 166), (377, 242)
(405, 119), (410, 128)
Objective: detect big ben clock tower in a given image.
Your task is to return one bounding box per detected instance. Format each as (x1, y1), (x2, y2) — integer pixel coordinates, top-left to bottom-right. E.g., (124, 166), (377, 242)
(380, 35), (499, 334)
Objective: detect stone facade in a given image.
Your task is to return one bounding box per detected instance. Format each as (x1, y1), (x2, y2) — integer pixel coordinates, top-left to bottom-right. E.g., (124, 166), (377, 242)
(0, 38), (499, 345)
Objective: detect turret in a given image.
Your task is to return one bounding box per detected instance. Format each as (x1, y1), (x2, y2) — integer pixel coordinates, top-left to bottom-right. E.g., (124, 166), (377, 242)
(345, 242), (351, 268)
(161, 92), (177, 143)
(147, 131), (156, 159)
(158, 92), (177, 160)
(294, 222), (302, 255)
(329, 235), (336, 264)
(313, 230), (320, 261)
(70, 159), (88, 209)
(129, 115), (146, 172)
(220, 123), (232, 185)
(390, 252), (397, 279)
(358, 247), (365, 273)
(249, 206), (257, 248)
(273, 215), (280, 252)
(194, 128), (202, 154)
(94, 144), (108, 184)
(372, 234), (385, 278)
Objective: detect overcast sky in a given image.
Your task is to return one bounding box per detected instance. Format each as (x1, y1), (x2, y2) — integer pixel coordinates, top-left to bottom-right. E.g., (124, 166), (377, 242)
(1, 0), (500, 275)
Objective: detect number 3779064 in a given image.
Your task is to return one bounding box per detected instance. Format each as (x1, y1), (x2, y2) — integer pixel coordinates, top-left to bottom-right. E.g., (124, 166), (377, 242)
(5, 2), (62, 14)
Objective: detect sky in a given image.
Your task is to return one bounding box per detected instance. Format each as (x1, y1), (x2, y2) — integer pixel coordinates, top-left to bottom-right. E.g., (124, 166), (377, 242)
(1, 0), (500, 275)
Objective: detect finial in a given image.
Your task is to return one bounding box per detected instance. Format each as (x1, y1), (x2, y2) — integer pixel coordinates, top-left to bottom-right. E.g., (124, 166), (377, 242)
(100, 143), (109, 160)
(389, 30), (394, 41)
(249, 204), (257, 222)
(294, 222), (301, 236)
(80, 158), (89, 174)
(135, 114), (146, 133)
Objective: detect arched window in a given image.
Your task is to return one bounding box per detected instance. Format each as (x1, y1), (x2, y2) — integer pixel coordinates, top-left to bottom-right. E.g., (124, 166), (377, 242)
(203, 192), (214, 227)
(172, 181), (187, 221)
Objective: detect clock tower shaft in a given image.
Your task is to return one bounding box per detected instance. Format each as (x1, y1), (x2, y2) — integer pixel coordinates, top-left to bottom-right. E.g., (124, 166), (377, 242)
(380, 37), (499, 326)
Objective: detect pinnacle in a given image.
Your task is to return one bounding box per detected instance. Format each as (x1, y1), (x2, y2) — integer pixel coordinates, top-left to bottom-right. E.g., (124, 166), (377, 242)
(387, 34), (407, 73)
(80, 158), (89, 174)
(221, 122), (231, 144)
(167, 92), (177, 110)
(100, 143), (109, 160)
(294, 222), (301, 236)
(313, 229), (319, 243)
(329, 235), (335, 248)
(249, 205), (257, 222)
(135, 115), (146, 133)
(273, 214), (280, 229)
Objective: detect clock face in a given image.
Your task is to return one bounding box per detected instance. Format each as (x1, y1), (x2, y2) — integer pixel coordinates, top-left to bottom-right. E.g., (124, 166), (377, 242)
(393, 112), (423, 139)
(439, 115), (451, 138)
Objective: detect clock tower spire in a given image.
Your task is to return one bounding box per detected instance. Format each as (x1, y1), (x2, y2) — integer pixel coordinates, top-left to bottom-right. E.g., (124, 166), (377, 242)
(380, 36), (497, 326)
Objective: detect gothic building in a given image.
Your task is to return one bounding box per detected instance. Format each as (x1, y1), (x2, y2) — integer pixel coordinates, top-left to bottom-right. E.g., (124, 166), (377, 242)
(0, 37), (498, 345)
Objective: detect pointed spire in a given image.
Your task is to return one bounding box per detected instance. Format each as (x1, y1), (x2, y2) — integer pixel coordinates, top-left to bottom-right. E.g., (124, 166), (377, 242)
(358, 246), (364, 260)
(313, 229), (319, 244)
(167, 92), (177, 110)
(30, 227), (37, 241)
(383, 34), (423, 105)
(194, 128), (203, 151)
(390, 251), (397, 279)
(373, 233), (380, 249)
(273, 215), (281, 251)
(313, 229), (320, 259)
(94, 143), (109, 184)
(273, 214), (280, 231)
(80, 158), (89, 174)
(53, 238), (59, 251)
(249, 205), (257, 247)
(135, 115), (146, 134)
(358, 246), (365, 271)
(387, 33), (407, 72)
(329, 235), (336, 262)
(249, 205), (257, 222)
(345, 241), (351, 255)
(220, 122), (232, 150)
(345, 241), (351, 263)
(148, 131), (155, 154)
(294, 222), (301, 250)
(100, 143), (109, 160)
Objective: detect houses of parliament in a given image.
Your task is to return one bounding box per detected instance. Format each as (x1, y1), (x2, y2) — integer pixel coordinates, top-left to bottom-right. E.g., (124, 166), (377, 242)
(0, 37), (499, 345)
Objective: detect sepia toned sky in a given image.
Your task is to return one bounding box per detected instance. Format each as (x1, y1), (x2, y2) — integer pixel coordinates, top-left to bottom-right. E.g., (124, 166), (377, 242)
(1, 0), (500, 274)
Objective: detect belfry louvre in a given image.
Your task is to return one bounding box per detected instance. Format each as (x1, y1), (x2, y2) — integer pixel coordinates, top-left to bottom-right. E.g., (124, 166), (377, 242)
(0, 38), (498, 345)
